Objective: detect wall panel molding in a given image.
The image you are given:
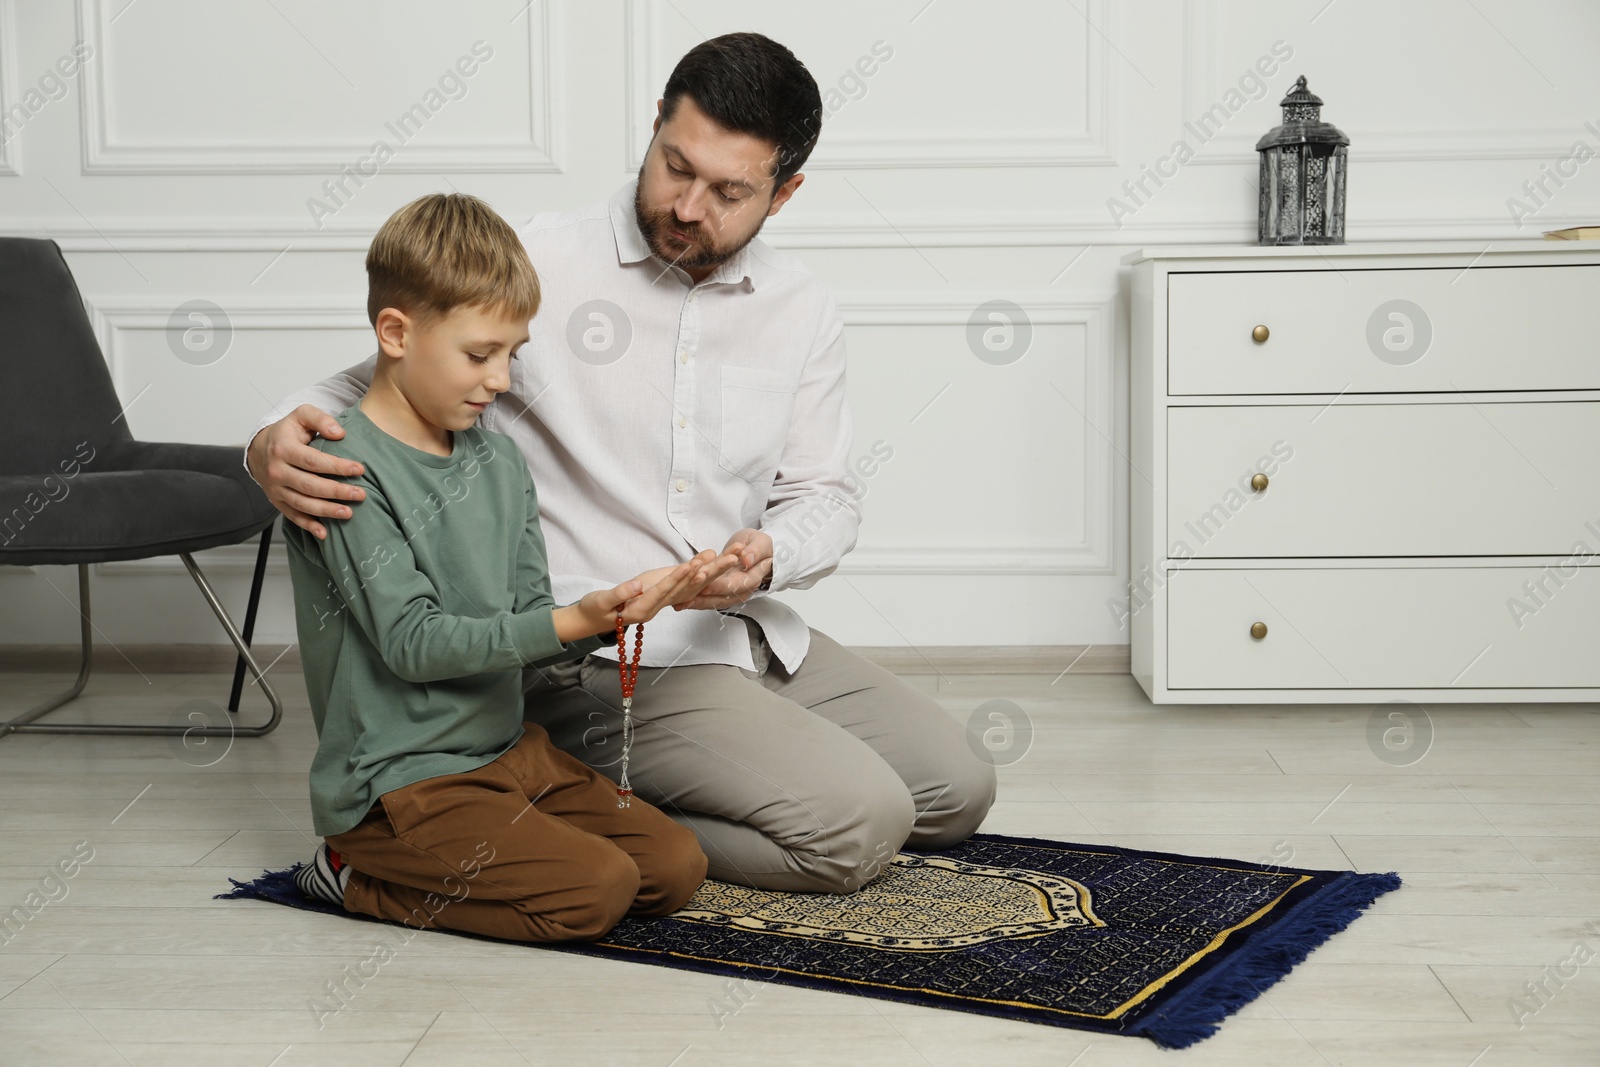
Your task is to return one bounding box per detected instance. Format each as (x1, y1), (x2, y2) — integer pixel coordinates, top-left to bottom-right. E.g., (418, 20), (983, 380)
(832, 291), (1117, 576)
(75, 0), (564, 174)
(622, 0), (1117, 170)
(0, 0), (21, 177)
(1180, 0), (1586, 165)
(85, 297), (370, 411)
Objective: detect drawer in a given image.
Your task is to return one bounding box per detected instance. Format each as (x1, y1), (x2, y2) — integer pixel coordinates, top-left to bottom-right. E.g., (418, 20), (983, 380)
(1168, 265), (1600, 395)
(1167, 566), (1600, 689)
(1167, 402), (1600, 558)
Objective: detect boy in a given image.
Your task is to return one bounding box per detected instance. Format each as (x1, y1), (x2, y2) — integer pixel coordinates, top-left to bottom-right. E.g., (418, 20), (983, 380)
(282, 192), (734, 942)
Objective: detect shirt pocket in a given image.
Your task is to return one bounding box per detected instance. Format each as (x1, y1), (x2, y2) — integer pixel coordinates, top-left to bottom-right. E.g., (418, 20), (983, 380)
(717, 366), (796, 483)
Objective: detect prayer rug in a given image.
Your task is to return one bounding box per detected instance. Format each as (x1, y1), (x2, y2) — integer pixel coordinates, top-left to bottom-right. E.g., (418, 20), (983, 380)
(219, 832), (1400, 1048)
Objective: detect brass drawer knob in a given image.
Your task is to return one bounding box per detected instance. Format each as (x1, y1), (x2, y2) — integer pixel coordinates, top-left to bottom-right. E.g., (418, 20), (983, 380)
(1251, 324), (1270, 344)
(1250, 621), (1268, 640)
(1250, 473), (1269, 492)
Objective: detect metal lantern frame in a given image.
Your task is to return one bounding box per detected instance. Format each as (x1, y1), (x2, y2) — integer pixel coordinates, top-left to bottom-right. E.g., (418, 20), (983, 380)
(1256, 75), (1349, 246)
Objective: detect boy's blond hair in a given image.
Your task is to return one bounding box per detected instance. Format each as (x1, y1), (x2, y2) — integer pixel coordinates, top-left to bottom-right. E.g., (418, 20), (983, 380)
(365, 192), (540, 329)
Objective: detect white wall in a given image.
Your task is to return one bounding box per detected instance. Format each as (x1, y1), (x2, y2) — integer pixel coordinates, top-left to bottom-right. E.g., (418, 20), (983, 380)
(2, 0), (1598, 650)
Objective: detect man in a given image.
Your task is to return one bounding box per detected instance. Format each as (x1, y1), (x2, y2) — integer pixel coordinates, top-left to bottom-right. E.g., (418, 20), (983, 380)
(247, 32), (995, 893)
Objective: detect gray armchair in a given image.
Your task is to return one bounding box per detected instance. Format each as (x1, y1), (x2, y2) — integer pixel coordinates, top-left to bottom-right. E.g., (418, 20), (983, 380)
(0, 236), (282, 738)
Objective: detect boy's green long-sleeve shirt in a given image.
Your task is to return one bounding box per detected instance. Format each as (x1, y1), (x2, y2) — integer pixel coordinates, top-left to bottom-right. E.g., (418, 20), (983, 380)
(282, 402), (608, 836)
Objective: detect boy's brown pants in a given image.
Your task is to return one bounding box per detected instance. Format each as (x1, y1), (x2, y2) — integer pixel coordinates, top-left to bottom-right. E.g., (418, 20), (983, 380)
(326, 723), (707, 942)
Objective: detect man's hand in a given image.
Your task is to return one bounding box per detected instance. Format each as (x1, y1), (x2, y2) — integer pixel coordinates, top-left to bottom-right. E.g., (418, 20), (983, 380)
(680, 529), (774, 611)
(247, 405), (367, 540)
(559, 547), (742, 640)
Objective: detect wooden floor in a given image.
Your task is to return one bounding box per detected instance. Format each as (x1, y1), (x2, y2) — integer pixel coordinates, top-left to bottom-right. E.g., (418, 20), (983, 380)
(0, 666), (1596, 1065)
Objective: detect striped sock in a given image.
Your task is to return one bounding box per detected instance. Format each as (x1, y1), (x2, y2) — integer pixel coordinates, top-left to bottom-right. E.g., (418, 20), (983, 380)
(294, 842), (351, 907)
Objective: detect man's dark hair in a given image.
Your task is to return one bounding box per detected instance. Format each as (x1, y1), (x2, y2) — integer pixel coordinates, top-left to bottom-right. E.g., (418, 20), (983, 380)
(660, 32), (823, 191)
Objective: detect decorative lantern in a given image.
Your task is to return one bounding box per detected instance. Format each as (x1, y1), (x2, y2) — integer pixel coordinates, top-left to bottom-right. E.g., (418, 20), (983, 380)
(1256, 75), (1349, 245)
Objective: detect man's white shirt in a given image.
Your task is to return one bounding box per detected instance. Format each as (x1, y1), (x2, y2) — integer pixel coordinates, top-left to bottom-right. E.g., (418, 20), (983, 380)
(248, 178), (860, 671)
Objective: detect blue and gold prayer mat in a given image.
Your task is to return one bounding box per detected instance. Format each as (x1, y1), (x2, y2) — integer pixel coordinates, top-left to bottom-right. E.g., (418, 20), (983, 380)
(221, 832), (1400, 1048)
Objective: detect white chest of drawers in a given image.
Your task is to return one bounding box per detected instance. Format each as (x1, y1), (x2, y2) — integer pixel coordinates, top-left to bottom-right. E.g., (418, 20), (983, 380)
(1127, 242), (1600, 704)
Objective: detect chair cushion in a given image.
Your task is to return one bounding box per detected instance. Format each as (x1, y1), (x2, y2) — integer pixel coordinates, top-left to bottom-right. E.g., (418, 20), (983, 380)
(0, 440), (278, 565)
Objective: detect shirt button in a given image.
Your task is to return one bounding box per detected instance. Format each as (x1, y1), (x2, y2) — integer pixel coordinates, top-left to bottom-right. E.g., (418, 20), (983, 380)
(678, 417), (687, 428)
(679, 352), (689, 364)
(675, 479), (688, 492)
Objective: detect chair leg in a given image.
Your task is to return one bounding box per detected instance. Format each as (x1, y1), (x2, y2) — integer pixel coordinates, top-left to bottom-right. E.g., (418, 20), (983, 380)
(171, 550), (284, 737)
(228, 521), (275, 713)
(0, 564), (94, 736)
(1, 554), (284, 738)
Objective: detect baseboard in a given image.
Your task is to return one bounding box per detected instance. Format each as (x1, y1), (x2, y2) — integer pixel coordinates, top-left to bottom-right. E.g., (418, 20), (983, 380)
(0, 643), (1129, 676)
(0, 644), (300, 674)
(851, 645), (1129, 675)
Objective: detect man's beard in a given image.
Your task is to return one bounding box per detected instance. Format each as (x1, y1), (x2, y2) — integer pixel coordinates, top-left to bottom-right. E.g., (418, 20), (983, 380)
(634, 177), (763, 273)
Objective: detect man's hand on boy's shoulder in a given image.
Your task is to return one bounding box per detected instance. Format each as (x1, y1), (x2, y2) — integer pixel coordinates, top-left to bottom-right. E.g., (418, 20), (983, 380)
(248, 404), (370, 541)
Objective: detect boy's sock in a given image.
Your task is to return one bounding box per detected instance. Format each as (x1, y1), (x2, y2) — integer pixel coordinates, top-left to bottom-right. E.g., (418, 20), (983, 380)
(294, 842), (352, 907)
